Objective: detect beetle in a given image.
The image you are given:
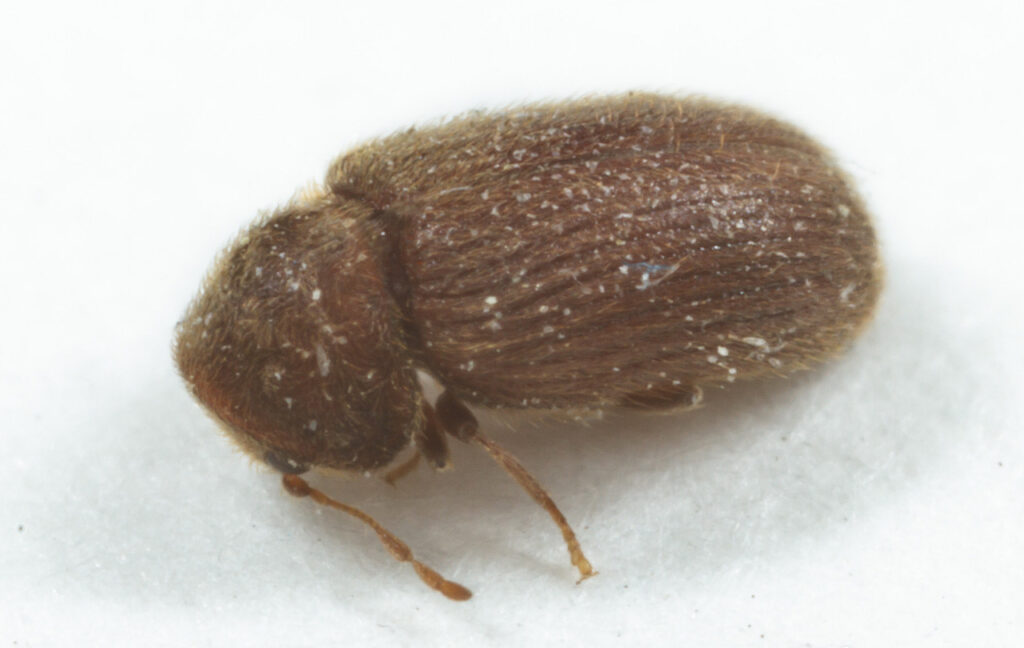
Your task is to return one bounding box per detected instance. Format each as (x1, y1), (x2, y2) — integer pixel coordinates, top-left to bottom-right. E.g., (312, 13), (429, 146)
(174, 93), (882, 600)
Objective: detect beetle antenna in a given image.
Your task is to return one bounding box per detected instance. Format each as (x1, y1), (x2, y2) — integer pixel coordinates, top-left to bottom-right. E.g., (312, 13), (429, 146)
(469, 433), (596, 582)
(281, 474), (472, 601)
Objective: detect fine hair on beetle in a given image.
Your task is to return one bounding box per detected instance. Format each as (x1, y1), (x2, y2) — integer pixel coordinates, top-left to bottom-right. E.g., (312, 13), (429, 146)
(174, 92), (882, 600)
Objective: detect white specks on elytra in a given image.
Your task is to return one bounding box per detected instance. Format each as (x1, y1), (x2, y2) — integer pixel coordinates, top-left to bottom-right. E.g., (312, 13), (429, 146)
(839, 283), (856, 303)
(315, 344), (330, 376)
(437, 185), (471, 196)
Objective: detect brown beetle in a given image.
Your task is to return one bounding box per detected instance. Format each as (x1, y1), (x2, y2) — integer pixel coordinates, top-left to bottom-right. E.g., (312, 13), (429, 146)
(174, 93), (881, 600)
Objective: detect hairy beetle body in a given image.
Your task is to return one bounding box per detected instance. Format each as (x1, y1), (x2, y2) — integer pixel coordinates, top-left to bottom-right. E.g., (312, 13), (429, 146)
(174, 93), (881, 599)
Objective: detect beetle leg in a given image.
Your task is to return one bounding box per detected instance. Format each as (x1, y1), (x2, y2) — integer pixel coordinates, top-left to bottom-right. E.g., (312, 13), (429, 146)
(385, 400), (451, 482)
(435, 389), (480, 440)
(281, 474), (472, 601)
(383, 451), (421, 485)
(414, 400), (452, 470)
(435, 389), (596, 583)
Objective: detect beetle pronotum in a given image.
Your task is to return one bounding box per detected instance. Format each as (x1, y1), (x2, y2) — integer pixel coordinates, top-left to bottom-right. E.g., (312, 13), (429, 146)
(175, 93), (882, 600)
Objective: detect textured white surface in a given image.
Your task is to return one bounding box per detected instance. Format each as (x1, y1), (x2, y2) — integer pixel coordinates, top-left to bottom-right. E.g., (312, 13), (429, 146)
(1, 1), (1022, 646)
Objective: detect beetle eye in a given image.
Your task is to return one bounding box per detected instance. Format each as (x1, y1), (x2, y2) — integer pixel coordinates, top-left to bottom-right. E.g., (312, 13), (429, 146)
(264, 450), (309, 475)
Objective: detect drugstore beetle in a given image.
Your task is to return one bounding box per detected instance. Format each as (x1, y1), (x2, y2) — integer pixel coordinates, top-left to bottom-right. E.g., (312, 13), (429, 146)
(174, 93), (882, 600)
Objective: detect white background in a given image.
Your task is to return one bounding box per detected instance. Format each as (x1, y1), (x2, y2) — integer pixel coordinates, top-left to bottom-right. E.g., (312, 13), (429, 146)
(2, 1), (1022, 646)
